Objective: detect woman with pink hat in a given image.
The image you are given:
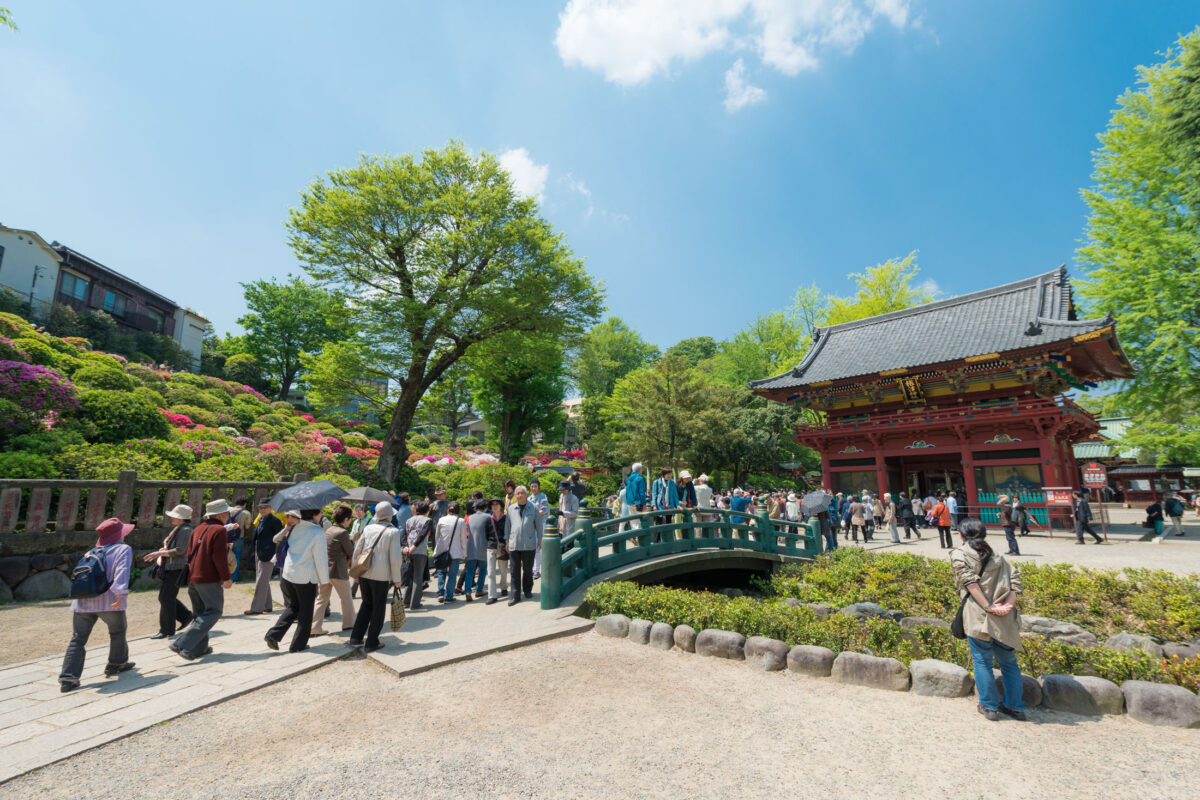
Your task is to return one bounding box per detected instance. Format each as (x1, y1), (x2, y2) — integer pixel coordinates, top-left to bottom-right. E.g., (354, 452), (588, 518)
(59, 517), (136, 693)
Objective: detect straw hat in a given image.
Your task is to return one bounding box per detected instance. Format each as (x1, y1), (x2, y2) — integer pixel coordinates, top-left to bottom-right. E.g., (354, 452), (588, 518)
(204, 499), (230, 516)
(165, 504), (193, 521)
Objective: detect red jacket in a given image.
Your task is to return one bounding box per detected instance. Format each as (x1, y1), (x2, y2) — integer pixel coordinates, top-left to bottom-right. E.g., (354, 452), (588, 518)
(187, 521), (231, 584)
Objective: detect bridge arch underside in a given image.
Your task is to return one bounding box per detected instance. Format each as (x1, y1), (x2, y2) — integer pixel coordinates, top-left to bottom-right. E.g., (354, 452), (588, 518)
(565, 550), (810, 611)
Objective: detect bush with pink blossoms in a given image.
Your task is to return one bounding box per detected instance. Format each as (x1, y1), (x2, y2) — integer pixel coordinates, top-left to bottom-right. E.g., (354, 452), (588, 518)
(161, 410), (195, 429)
(260, 441), (283, 452)
(322, 436), (345, 454)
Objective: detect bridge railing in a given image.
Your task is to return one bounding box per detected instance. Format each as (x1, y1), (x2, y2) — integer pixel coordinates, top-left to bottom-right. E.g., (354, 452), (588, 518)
(539, 507), (824, 608)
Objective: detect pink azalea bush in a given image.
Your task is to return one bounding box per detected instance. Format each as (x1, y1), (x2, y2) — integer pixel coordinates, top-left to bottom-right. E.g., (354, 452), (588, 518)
(160, 410), (195, 429)
(260, 442), (283, 452)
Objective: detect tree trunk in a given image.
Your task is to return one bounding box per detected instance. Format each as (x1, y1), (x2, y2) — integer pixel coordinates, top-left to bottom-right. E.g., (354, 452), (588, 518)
(376, 392), (421, 484)
(277, 373), (294, 402)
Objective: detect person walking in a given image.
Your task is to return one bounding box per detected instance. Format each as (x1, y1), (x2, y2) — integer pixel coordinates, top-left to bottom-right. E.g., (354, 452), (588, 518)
(951, 518), (1027, 722)
(847, 495), (867, 543)
(785, 493), (801, 523)
(883, 492), (899, 543)
(626, 463), (647, 528)
(529, 479), (550, 579)
(1073, 490), (1103, 545)
(1165, 491), (1186, 537)
(227, 496), (251, 582)
(463, 500), (492, 602)
(348, 502), (406, 653)
(401, 500), (434, 610)
(433, 501), (468, 604)
(558, 479), (580, 539)
(143, 504), (194, 639)
(898, 492), (919, 539)
(349, 504), (369, 542)
(911, 494), (925, 530)
(264, 508), (330, 653)
(59, 518), (135, 692)
(1013, 496), (1031, 536)
(677, 470), (697, 510)
(311, 505), (356, 636)
(932, 493), (953, 549)
(171, 500), (235, 662)
(997, 495), (1021, 555)
(651, 468), (679, 542)
(246, 500), (282, 615)
(504, 485), (544, 605)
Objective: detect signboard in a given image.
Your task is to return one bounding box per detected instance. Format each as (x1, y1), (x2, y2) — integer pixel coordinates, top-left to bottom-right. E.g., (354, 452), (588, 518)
(1044, 487), (1073, 506)
(1081, 462), (1108, 488)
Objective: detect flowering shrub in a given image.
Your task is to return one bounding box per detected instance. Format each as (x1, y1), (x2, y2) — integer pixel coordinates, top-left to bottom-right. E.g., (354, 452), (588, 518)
(73, 389), (170, 443)
(0, 450), (56, 478)
(0, 312), (30, 337)
(260, 441), (282, 451)
(0, 361), (80, 433)
(170, 404), (218, 427)
(322, 436), (345, 454)
(261, 443), (339, 478)
(300, 414), (315, 422)
(369, 439), (383, 449)
(232, 436), (258, 447)
(62, 336), (91, 350)
(180, 439), (242, 461)
(72, 364), (136, 392)
(0, 337), (30, 362)
(57, 441), (188, 480)
(161, 410), (195, 429)
(121, 439), (194, 478)
(193, 453), (275, 482)
(523, 449), (586, 467)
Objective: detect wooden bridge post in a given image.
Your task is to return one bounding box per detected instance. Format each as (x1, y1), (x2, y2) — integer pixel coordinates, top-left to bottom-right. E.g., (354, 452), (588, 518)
(540, 514), (562, 610)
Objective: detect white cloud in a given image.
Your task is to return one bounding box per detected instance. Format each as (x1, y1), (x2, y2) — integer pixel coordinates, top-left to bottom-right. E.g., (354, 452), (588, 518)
(556, 0), (910, 102)
(723, 58), (767, 111)
(917, 278), (940, 295)
(498, 148), (550, 203)
(566, 174), (630, 223)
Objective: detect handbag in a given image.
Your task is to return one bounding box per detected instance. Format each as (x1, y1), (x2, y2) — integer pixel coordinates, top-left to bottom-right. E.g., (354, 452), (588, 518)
(390, 588), (407, 631)
(349, 529), (382, 579)
(433, 548), (452, 570)
(950, 555), (988, 640)
(147, 563), (164, 582)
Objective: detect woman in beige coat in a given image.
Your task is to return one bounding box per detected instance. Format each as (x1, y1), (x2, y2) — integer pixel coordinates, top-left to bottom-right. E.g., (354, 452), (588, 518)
(951, 518), (1026, 721)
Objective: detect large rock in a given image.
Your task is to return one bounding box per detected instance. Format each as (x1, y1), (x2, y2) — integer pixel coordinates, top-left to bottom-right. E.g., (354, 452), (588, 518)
(1104, 632), (1165, 658)
(787, 645), (836, 677)
(595, 614), (630, 638)
(628, 618), (653, 645)
(1121, 680), (1200, 728)
(839, 602), (902, 622)
(649, 622), (675, 651)
(910, 659), (974, 697)
(900, 616), (950, 631)
(0, 579), (12, 604)
(695, 629), (746, 660)
(30, 553), (64, 572)
(992, 670), (1043, 709)
(1020, 615), (1098, 648)
(1162, 642), (1200, 660)
(781, 597), (802, 607)
(13, 569), (71, 601)
(1041, 674), (1124, 716)
(0, 556), (30, 587)
(674, 624), (697, 653)
(831, 651), (911, 691)
(744, 636), (790, 671)
(720, 588), (745, 599)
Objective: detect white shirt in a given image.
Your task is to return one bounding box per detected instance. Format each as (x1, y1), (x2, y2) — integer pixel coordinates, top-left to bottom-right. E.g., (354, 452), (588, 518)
(433, 515), (468, 560)
(695, 484), (713, 509)
(281, 520), (330, 585)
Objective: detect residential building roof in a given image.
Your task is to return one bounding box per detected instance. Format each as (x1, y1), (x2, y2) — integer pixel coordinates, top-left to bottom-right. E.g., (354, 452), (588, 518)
(51, 242), (179, 309)
(749, 266), (1117, 390)
(0, 224), (63, 262)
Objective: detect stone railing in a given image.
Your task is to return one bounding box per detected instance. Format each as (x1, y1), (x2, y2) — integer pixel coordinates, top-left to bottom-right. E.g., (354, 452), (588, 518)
(0, 470), (306, 555)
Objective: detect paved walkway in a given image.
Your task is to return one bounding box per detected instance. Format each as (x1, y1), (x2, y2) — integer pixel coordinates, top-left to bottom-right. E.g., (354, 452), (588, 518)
(0, 580), (592, 785)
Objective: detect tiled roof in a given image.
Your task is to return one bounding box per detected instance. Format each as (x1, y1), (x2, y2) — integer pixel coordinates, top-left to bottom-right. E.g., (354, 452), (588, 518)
(750, 267), (1114, 390)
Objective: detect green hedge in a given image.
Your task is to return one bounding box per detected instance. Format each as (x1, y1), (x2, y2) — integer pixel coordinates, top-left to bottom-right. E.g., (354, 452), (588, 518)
(766, 548), (1200, 641)
(72, 389), (170, 443)
(585, 582), (1200, 692)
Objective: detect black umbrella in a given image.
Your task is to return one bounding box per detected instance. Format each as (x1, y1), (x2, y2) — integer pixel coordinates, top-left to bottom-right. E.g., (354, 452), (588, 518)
(267, 480), (350, 513)
(342, 486), (394, 505)
(800, 490), (832, 516)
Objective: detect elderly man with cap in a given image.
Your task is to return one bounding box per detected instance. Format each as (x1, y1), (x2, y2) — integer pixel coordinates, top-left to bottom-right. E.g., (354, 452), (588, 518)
(246, 499), (283, 615)
(348, 501), (406, 652)
(143, 503), (194, 639)
(626, 462), (647, 529)
(264, 505), (330, 653)
(59, 517), (136, 692)
(171, 499), (234, 661)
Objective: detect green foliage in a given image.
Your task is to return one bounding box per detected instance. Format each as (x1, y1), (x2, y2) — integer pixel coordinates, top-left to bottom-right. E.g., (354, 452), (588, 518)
(171, 404), (218, 427)
(193, 454), (276, 482)
(417, 361), (473, 443)
(0, 451), (56, 478)
(822, 252), (936, 326)
(261, 444), (338, 479)
(1078, 31), (1200, 414)
(222, 352), (263, 386)
(286, 141), (604, 482)
(72, 390), (170, 444)
(72, 364), (135, 392)
(0, 7), (17, 32)
(664, 336), (718, 368)
(56, 442), (187, 480)
(13, 337), (60, 368)
(709, 310), (810, 388)
(165, 384), (228, 411)
(574, 316), (659, 398)
(125, 363), (166, 386)
(409, 434), (430, 449)
(394, 464), (431, 496)
(6, 428), (85, 457)
(312, 471), (360, 490)
(440, 463), (542, 505)
(582, 470), (619, 504)
(469, 331), (568, 464)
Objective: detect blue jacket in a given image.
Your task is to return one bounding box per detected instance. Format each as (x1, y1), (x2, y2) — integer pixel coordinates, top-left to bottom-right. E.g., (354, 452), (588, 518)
(652, 477), (680, 510)
(626, 472), (647, 507)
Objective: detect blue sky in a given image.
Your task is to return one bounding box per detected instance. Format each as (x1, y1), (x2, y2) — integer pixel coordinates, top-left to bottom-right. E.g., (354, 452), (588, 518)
(1, 1), (1197, 350)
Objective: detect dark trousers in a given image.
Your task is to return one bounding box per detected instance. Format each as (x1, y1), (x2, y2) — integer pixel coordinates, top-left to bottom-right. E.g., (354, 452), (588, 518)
(850, 524), (867, 542)
(351, 577), (389, 647)
(938, 525), (953, 548)
(1003, 525), (1020, 554)
(403, 553), (428, 609)
(157, 568), (192, 635)
(1076, 520), (1101, 543)
(267, 579), (318, 652)
(60, 611), (128, 681)
(1017, 513), (1031, 535)
(509, 549), (535, 599)
(902, 519), (918, 538)
(174, 582), (223, 658)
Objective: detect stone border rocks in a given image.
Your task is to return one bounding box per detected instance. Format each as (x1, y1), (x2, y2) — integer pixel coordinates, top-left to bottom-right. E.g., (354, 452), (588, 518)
(831, 651), (911, 691)
(744, 636), (789, 671)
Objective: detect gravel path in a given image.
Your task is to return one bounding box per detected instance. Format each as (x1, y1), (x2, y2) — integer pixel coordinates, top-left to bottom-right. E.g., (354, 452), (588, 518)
(7, 632), (1195, 799)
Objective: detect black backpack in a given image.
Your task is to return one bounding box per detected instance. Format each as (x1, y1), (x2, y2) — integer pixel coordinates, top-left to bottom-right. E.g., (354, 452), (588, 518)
(1165, 497), (1184, 517)
(69, 545), (115, 599)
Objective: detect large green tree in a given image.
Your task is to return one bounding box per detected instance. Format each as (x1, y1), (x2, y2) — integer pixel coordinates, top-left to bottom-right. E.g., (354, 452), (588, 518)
(573, 316), (659, 398)
(664, 335), (718, 367)
(238, 276), (349, 400)
(604, 355), (715, 472)
(469, 333), (568, 464)
(287, 142), (604, 482)
(417, 361), (474, 444)
(1078, 30), (1200, 413)
(709, 310), (810, 387)
(822, 252), (935, 326)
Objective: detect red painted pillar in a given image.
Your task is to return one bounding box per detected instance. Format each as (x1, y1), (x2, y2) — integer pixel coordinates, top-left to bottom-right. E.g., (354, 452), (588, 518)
(962, 446), (978, 518)
(820, 449), (832, 492)
(875, 452), (888, 502)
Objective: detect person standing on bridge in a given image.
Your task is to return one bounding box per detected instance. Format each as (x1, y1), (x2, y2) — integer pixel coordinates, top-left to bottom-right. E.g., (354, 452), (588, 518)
(695, 475), (713, 521)
(626, 463), (647, 529)
(677, 470), (697, 510)
(530, 478), (550, 579)
(652, 468), (679, 543)
(504, 485), (543, 605)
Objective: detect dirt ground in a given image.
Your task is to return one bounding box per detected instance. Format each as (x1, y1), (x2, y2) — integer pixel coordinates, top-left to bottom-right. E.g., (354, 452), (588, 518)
(6, 632), (1196, 800)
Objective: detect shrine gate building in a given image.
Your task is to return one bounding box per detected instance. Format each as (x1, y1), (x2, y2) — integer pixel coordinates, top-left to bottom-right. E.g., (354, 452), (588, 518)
(750, 267), (1132, 527)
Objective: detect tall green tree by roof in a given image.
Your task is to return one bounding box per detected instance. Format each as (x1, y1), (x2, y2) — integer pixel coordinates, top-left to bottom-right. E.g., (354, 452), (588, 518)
(287, 142), (604, 482)
(822, 251), (935, 326)
(709, 310), (810, 387)
(238, 276), (350, 401)
(604, 355), (714, 472)
(573, 316), (659, 398)
(1078, 29), (1200, 414)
